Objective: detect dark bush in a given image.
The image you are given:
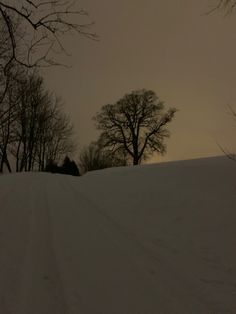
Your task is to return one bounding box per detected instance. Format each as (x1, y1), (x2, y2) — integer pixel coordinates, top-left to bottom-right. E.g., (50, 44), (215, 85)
(45, 156), (80, 176)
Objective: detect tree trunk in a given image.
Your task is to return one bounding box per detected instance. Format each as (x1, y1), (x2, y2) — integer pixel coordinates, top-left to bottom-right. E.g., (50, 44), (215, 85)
(133, 142), (139, 165)
(4, 154), (11, 173)
(133, 155), (139, 165)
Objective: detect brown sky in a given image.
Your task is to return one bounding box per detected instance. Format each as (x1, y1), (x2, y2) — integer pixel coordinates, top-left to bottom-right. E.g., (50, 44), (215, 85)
(44, 0), (236, 163)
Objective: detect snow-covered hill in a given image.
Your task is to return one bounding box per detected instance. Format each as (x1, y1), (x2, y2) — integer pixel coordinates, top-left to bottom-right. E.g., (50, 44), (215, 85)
(0, 156), (236, 313)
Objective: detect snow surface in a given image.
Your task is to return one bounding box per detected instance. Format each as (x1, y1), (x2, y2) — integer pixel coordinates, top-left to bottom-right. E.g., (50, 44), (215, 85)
(0, 156), (236, 313)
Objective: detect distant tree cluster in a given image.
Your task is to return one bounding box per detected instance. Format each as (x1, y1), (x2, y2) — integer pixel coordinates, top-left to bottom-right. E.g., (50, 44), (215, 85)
(0, 68), (76, 173)
(45, 156), (80, 176)
(78, 142), (127, 174)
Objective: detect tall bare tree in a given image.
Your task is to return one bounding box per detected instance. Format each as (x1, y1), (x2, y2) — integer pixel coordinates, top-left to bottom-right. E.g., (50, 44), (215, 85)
(94, 89), (176, 166)
(0, 64), (23, 172)
(4, 71), (76, 172)
(0, 1), (92, 172)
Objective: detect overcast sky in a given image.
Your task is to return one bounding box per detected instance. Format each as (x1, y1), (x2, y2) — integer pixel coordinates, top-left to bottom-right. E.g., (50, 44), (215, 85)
(44, 0), (236, 163)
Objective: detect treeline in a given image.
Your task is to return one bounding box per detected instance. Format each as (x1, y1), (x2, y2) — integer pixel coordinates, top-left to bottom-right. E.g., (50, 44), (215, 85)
(1, 66), (176, 176)
(0, 65), (76, 174)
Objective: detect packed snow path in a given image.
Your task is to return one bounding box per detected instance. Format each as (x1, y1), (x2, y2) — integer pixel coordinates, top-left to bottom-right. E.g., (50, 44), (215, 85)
(0, 156), (236, 313)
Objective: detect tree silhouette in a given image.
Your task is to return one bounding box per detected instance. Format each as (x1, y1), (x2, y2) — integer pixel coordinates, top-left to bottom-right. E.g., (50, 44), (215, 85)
(0, 1), (97, 129)
(0, 71), (76, 173)
(0, 0), (97, 71)
(94, 89), (176, 166)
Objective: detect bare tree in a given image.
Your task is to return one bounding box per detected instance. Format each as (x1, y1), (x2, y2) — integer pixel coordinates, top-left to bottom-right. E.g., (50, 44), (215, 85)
(43, 100), (75, 168)
(0, 1), (91, 173)
(0, 91), (14, 172)
(0, 64), (23, 172)
(6, 71), (75, 172)
(0, 1), (97, 129)
(94, 89), (176, 166)
(0, 0), (97, 71)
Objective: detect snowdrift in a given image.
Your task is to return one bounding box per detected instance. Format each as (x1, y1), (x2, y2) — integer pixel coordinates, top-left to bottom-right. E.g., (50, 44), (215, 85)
(0, 156), (235, 313)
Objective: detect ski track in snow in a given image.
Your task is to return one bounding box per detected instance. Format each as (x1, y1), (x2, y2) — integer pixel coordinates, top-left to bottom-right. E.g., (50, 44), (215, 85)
(0, 157), (236, 313)
(0, 175), (67, 314)
(62, 176), (212, 313)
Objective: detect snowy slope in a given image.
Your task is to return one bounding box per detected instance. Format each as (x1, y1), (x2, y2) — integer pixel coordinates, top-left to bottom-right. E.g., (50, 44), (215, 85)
(0, 156), (236, 313)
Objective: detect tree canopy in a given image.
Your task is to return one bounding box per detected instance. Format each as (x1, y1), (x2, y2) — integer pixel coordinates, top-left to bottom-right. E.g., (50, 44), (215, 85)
(94, 89), (176, 165)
